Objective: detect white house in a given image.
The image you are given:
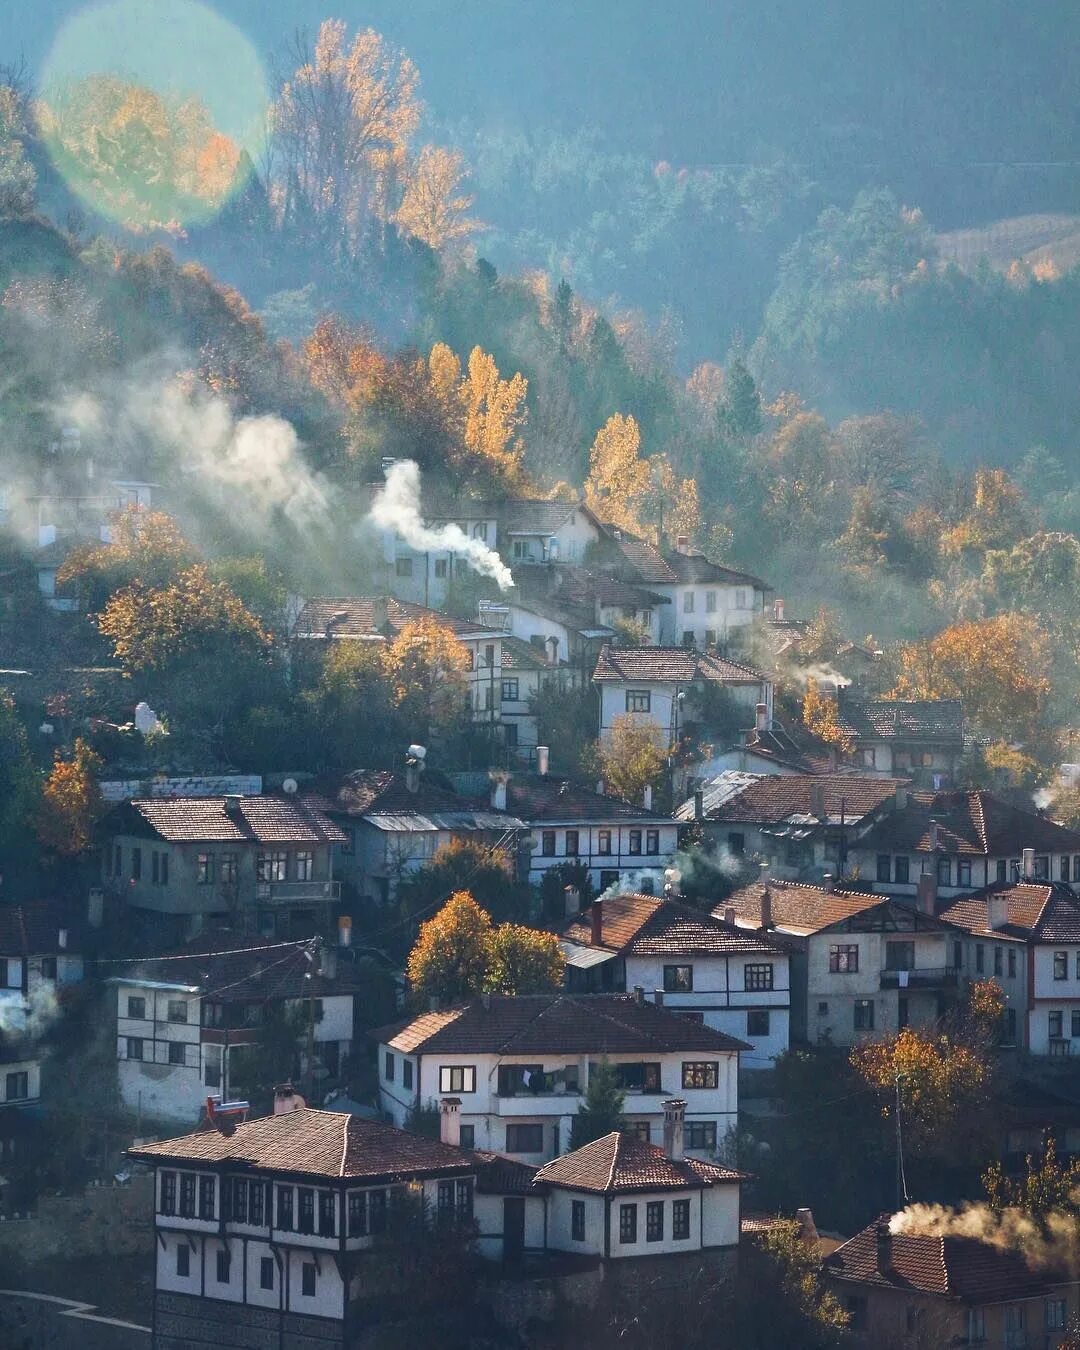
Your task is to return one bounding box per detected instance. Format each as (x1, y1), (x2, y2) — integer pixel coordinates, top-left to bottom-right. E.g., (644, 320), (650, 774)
(373, 992), (746, 1165)
(112, 939), (360, 1124)
(494, 499), (605, 566)
(0, 900), (85, 1036)
(593, 646), (773, 745)
(559, 893), (791, 1068)
(505, 772), (678, 893)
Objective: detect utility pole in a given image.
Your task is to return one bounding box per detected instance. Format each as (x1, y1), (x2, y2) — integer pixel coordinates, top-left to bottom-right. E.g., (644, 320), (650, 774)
(304, 938), (319, 1103)
(894, 1072), (909, 1210)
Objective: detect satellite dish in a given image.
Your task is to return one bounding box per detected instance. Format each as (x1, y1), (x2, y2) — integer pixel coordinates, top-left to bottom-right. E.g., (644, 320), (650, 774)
(282, 778), (298, 795)
(407, 744), (427, 761)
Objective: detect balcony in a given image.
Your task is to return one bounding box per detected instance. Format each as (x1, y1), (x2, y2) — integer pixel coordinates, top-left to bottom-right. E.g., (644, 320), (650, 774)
(493, 1090), (582, 1116)
(879, 967), (959, 991)
(255, 880), (341, 904)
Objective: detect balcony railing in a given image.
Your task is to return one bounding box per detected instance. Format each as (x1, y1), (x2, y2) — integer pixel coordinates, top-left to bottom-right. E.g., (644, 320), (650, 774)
(879, 967), (959, 990)
(255, 880), (341, 904)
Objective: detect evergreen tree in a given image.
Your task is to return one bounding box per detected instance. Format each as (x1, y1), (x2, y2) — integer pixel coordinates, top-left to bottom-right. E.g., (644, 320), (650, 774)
(718, 356), (763, 439)
(569, 1062), (626, 1149)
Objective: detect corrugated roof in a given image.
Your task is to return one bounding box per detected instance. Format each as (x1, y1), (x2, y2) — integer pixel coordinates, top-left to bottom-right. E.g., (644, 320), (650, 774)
(364, 810), (525, 833)
(534, 1131), (745, 1194)
(114, 939), (365, 1002)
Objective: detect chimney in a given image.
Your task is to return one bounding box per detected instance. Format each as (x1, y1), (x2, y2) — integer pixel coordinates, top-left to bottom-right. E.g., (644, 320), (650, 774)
(809, 783), (826, 821)
(536, 745), (550, 777)
(876, 1220), (893, 1274)
(597, 779), (606, 796)
(675, 534), (690, 554)
(694, 790), (704, 822)
(273, 1083), (306, 1114)
(755, 703), (769, 733)
(440, 1097), (462, 1148)
(321, 947), (337, 980)
(370, 596), (390, 636)
(405, 760), (421, 794)
(724, 905), (736, 926)
(916, 872), (937, 915)
(338, 915), (353, 948)
(928, 820), (940, 852)
(759, 887), (772, 930)
(796, 1208), (819, 1244)
(895, 786), (908, 811)
(822, 873), (835, 893)
(564, 885), (581, 918)
(773, 598), (785, 622)
(654, 989), (664, 1007)
(643, 784), (653, 811)
(662, 1099), (687, 1162)
(491, 772), (508, 812)
(988, 893), (1009, 931)
(58, 928), (68, 950)
(87, 889), (104, 928)
(224, 794), (243, 818)
(545, 635), (559, 667)
(1022, 847), (1035, 882)
(591, 900), (604, 947)
(632, 984), (644, 1005)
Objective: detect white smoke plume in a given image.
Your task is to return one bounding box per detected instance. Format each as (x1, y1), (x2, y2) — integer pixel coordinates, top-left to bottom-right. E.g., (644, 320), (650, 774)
(891, 1202), (1080, 1273)
(0, 979), (60, 1038)
(595, 868), (669, 903)
(786, 662), (853, 692)
(369, 459), (515, 590)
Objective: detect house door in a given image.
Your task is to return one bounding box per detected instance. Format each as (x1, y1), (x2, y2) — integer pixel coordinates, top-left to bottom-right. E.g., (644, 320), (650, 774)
(503, 1198), (525, 1261)
(898, 996), (909, 1029)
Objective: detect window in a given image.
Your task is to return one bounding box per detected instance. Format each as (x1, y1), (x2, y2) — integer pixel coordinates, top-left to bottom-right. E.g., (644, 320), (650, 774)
(683, 592), (695, 614)
(818, 1001), (829, 1016)
(295, 850), (314, 881)
(628, 829), (642, 855)
(161, 1171), (177, 1215)
(216, 1249), (230, 1284)
(113, 844), (121, 876)
(686, 1122), (717, 1151)
(180, 1174), (196, 1217)
(682, 630), (695, 647)
(612, 1062), (661, 1092)
(936, 856), (951, 886)
(127, 995), (146, 1019)
(434, 558), (448, 578)
(646, 1201), (664, 1242)
(1004, 1305), (1025, 1341)
(673, 1198), (691, 1240)
(1072, 1010), (1080, 1038)
(619, 1204), (638, 1243)
(319, 1190), (336, 1236)
(744, 963), (774, 991)
(438, 1179), (455, 1220)
(152, 851), (159, 884)
(132, 847), (142, 880)
(1050, 1011), (1064, 1039)
(257, 851), (287, 883)
(665, 965), (694, 993)
(219, 853), (238, 884)
(506, 1124), (544, 1153)
(958, 859), (972, 887)
(168, 1042), (186, 1066)
(894, 856), (910, 884)
(884, 942), (914, 972)
(599, 870), (620, 890)
(260, 1257), (274, 1290)
(167, 999), (188, 1024)
(1054, 951), (1068, 980)
(395, 557), (413, 578)
(301, 1263), (317, 1298)
(385, 1052), (395, 1082)
(565, 830), (579, 857)
(231, 1178), (247, 1224)
(456, 1179), (473, 1221)
(541, 830), (556, 856)
(250, 1181), (265, 1226)
(854, 1000), (875, 1032)
(704, 629), (718, 647)
(348, 1192), (366, 1236)
(277, 1186), (294, 1230)
(1008, 948), (1017, 978)
(682, 1062), (718, 1089)
(953, 941), (963, 971)
(829, 944), (859, 974)
(994, 947), (1004, 977)
(439, 1065), (476, 1094)
(5, 1071), (28, 1101)
(126, 1037), (144, 1061)
(625, 690), (651, 713)
(1004, 1008), (1017, 1044)
(460, 1125), (475, 1149)
(976, 944), (985, 973)
(1046, 1298), (1067, 1330)
(403, 1059), (413, 1090)
(646, 829), (660, 855)
(728, 832), (745, 855)
(571, 1200), (586, 1242)
(176, 1245), (190, 1278)
(298, 1187), (315, 1234)
(1035, 856), (1050, 880)
(369, 1190), (387, 1233)
(876, 854), (891, 883)
(747, 1009), (771, 1038)
(197, 853), (213, 884)
(598, 830), (612, 856)
(199, 1176), (216, 1220)
(501, 678), (519, 703)
(997, 859), (1008, 884)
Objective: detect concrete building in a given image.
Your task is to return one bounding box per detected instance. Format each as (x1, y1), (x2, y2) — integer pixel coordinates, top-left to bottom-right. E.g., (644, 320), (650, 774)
(559, 892), (791, 1067)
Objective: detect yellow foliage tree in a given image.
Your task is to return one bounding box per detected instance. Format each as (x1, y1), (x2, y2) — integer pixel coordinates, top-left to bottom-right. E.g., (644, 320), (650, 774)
(484, 924), (565, 995)
(395, 144), (479, 249)
(382, 615), (470, 740)
(940, 468), (1025, 557)
(58, 506), (196, 608)
(37, 737), (104, 856)
(801, 678), (854, 753)
(407, 891), (493, 1005)
(584, 413), (650, 534)
(591, 714), (669, 805)
(425, 343), (529, 491)
(889, 613), (1052, 741)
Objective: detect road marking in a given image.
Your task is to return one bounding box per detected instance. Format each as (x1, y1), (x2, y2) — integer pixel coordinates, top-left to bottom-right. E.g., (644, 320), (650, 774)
(0, 1289), (151, 1333)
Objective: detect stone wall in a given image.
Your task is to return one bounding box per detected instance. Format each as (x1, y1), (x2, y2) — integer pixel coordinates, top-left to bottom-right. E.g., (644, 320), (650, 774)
(155, 1291), (344, 1350)
(0, 1175), (153, 1264)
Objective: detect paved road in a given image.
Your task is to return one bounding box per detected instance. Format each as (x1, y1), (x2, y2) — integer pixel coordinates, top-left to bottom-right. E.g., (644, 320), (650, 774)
(0, 1290), (150, 1350)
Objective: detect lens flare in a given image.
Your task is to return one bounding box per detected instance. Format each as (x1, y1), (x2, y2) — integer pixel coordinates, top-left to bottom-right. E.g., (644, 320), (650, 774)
(39, 0), (269, 231)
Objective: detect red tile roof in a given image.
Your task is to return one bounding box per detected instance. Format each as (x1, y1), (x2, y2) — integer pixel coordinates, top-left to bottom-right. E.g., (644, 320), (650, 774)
(719, 880), (883, 935)
(116, 939), (365, 1001)
(0, 900), (82, 956)
(592, 646), (766, 684)
(561, 893), (785, 956)
(506, 775), (665, 822)
(824, 1214), (1069, 1302)
(534, 1131), (745, 1194)
(309, 770), (488, 819)
(835, 696), (963, 743)
(855, 790), (1080, 857)
(936, 883), (1080, 942)
(292, 596), (492, 641)
(115, 795), (347, 845)
(372, 993), (752, 1056)
(680, 774), (904, 825)
(659, 551), (768, 590)
(127, 1107), (475, 1181)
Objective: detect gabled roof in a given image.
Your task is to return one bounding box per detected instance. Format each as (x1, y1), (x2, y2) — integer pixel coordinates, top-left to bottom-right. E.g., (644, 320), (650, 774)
(292, 596), (493, 642)
(854, 790), (1080, 858)
(561, 893), (786, 957)
(597, 532), (679, 585)
(499, 636), (557, 672)
(0, 899), (83, 956)
(495, 499), (603, 538)
(114, 939), (365, 1001)
(113, 796), (347, 845)
(659, 551), (769, 591)
(718, 880), (884, 937)
(835, 695), (964, 744)
(506, 775), (666, 823)
(305, 771), (522, 831)
(592, 646), (766, 685)
(678, 773), (904, 826)
(372, 993), (752, 1057)
(127, 1106), (474, 1181)
(514, 565), (667, 612)
(936, 882), (1080, 942)
(534, 1131), (745, 1194)
(824, 1214), (1068, 1302)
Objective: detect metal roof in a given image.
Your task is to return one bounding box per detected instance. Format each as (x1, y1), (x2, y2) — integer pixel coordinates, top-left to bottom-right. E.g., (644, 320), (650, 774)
(365, 811), (526, 833)
(559, 940), (617, 969)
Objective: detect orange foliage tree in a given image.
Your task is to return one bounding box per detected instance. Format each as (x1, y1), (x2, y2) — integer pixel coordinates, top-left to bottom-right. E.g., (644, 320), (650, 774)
(58, 507), (196, 610)
(802, 679), (854, 753)
(38, 737), (104, 857)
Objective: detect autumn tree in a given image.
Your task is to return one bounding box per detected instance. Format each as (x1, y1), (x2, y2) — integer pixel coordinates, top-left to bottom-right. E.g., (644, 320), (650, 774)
(37, 738), (104, 857)
(801, 679), (853, 753)
(382, 615), (470, 744)
(0, 83), (35, 217)
(940, 468), (1025, 558)
(588, 714), (669, 805)
(983, 1134), (1080, 1219)
(889, 613), (1052, 742)
(300, 640), (397, 770)
(396, 838), (531, 927)
(407, 891), (493, 1005)
(569, 1062), (626, 1149)
(58, 507), (196, 611)
(395, 144), (479, 249)
(485, 923), (565, 995)
(425, 343), (530, 492)
(584, 413), (650, 533)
